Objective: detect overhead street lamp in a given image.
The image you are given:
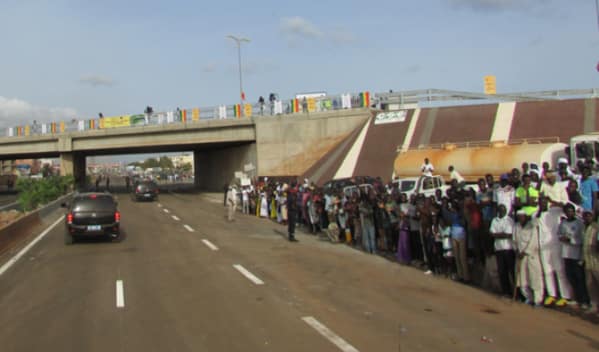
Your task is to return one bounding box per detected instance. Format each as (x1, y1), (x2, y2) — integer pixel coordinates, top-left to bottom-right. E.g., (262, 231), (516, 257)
(226, 35), (250, 117)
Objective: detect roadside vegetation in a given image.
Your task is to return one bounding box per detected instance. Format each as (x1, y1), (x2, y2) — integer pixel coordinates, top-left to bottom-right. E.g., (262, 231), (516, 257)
(16, 175), (74, 211)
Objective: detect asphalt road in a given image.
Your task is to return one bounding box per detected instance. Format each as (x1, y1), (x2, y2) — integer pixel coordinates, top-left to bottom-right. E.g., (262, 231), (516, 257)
(0, 192), (598, 352)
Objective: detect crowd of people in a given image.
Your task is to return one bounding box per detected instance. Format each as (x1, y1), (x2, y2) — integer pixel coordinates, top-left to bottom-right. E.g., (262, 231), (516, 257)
(226, 157), (599, 316)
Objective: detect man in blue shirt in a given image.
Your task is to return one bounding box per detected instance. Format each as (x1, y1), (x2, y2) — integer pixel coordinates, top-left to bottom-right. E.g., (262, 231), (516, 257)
(579, 167), (598, 213)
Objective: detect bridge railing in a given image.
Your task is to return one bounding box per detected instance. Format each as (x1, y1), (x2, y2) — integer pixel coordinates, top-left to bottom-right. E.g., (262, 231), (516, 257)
(2, 91), (372, 138)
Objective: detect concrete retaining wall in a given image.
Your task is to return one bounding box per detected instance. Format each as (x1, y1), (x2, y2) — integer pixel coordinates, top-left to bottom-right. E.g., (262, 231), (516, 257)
(255, 108), (370, 177)
(0, 193), (71, 255)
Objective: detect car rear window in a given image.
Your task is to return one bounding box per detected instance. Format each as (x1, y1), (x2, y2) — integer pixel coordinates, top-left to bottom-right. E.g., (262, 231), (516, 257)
(72, 195), (115, 211)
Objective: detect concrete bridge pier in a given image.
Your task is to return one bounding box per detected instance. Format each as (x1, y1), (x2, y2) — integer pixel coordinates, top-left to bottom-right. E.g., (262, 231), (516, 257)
(59, 152), (86, 188)
(193, 143), (257, 191)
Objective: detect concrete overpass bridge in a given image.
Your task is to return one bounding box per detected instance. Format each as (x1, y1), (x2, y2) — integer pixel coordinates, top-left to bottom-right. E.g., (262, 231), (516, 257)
(0, 109), (370, 190)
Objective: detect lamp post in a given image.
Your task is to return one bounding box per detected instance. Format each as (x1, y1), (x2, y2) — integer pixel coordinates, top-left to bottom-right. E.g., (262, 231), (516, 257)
(226, 35), (250, 117)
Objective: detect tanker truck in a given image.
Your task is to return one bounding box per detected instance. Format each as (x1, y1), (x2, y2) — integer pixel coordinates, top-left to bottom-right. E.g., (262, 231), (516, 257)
(391, 139), (570, 197)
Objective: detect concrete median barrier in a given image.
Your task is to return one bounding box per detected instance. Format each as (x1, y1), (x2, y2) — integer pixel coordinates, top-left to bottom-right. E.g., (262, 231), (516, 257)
(0, 193), (72, 256)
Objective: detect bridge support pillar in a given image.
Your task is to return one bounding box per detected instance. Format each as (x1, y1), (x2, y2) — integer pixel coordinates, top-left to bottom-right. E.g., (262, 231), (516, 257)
(60, 153), (74, 176)
(193, 144), (257, 192)
(60, 153), (86, 190)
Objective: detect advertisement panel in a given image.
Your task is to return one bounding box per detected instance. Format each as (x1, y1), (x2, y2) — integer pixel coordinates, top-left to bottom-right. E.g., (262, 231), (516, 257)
(101, 116), (131, 128)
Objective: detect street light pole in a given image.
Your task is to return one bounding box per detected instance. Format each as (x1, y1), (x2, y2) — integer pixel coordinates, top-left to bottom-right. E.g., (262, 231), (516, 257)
(226, 35), (250, 117)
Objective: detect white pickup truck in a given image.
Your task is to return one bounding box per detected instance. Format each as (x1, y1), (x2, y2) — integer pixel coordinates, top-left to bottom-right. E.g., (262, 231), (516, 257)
(392, 175), (478, 198)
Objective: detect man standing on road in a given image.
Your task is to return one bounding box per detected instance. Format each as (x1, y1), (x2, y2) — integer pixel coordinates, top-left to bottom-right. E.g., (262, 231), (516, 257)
(287, 183), (298, 242)
(514, 210), (544, 306)
(559, 204), (591, 309)
(582, 210), (599, 313)
(125, 175), (131, 192)
(579, 167), (598, 214)
(105, 176), (110, 192)
(241, 186), (250, 214)
(515, 174), (539, 216)
(226, 185), (237, 222)
(490, 204), (516, 297)
(539, 172), (573, 307)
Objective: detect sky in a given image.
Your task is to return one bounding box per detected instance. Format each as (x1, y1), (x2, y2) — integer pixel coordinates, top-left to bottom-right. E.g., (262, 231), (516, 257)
(0, 0), (598, 130)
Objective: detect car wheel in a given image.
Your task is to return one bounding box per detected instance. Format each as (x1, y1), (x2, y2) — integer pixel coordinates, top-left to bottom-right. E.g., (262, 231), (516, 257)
(64, 233), (74, 245)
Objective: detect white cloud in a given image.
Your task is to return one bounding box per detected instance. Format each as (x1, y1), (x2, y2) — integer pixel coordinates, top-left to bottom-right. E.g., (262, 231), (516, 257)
(79, 75), (116, 87)
(280, 17), (359, 47)
(448, 0), (549, 12)
(0, 96), (78, 128)
(281, 17), (323, 40)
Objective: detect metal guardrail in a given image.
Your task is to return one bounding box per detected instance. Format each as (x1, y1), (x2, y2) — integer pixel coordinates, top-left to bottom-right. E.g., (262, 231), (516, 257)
(2, 92), (371, 138)
(3, 88), (599, 139)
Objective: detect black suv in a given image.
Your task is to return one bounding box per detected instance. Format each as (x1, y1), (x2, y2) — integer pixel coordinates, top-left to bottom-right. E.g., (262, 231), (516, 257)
(62, 193), (121, 245)
(131, 180), (159, 201)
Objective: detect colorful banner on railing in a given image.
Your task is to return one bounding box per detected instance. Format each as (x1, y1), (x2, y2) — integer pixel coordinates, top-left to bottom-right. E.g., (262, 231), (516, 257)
(291, 99), (300, 113)
(244, 103), (252, 118)
(234, 104), (241, 118)
(100, 116), (130, 129)
(192, 108), (200, 121)
(130, 114), (146, 126)
(360, 92), (370, 107)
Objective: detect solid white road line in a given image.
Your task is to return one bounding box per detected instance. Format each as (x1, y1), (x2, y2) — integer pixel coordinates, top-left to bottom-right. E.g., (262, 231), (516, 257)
(233, 264), (264, 285)
(302, 317), (359, 352)
(183, 225), (195, 232)
(172, 215), (180, 221)
(0, 216), (63, 277)
(116, 280), (125, 308)
(163, 208), (170, 214)
(202, 239), (219, 251)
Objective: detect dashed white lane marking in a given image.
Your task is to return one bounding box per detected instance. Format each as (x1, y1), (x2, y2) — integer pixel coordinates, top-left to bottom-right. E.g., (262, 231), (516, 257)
(233, 264), (264, 285)
(163, 208), (170, 214)
(183, 225), (194, 232)
(116, 280), (125, 308)
(202, 239), (219, 251)
(302, 317), (359, 352)
(157, 203), (163, 208)
(172, 215), (180, 221)
(0, 216), (63, 277)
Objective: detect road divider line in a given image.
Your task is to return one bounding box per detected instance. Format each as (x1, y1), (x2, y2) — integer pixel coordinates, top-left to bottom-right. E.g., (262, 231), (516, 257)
(183, 225), (194, 232)
(302, 317), (359, 352)
(233, 264), (264, 285)
(163, 209), (170, 214)
(172, 215), (180, 221)
(116, 280), (125, 308)
(202, 239), (219, 251)
(0, 216), (63, 277)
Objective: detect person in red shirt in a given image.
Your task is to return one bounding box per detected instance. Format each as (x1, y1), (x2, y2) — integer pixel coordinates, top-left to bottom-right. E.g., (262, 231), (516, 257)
(464, 192), (483, 266)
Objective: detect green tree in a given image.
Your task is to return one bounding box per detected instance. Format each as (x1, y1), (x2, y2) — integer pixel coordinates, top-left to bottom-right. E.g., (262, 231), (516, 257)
(180, 162), (192, 172)
(158, 156), (174, 170)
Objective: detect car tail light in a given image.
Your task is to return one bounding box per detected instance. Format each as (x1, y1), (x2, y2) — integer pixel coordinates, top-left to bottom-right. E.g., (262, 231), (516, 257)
(135, 188), (140, 193)
(155, 189), (159, 194)
(115, 211), (121, 222)
(67, 213), (73, 224)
